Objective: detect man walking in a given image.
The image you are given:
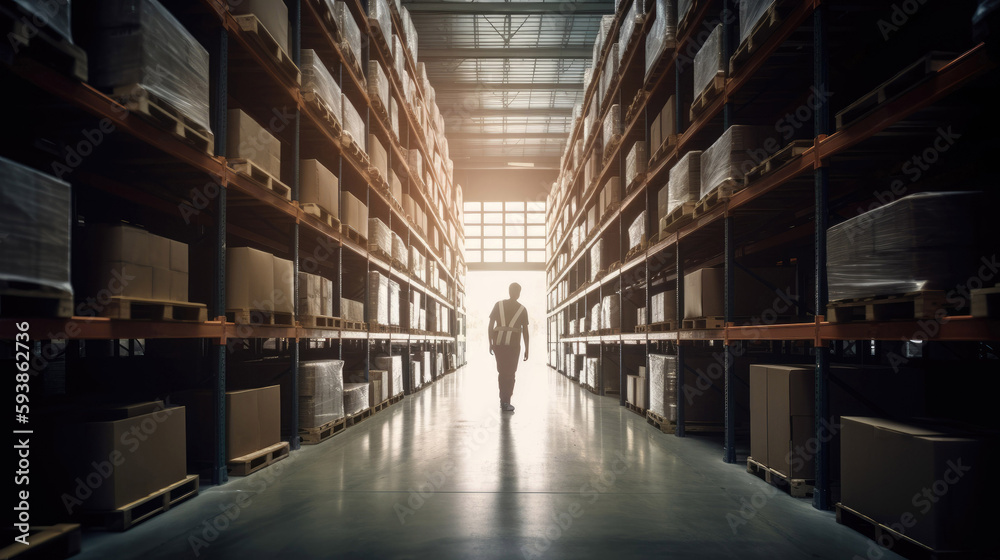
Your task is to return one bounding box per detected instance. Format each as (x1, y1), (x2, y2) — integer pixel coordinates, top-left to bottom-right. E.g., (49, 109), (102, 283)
(488, 282), (529, 411)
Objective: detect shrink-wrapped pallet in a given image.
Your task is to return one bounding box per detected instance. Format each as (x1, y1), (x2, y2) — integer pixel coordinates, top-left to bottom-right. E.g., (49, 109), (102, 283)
(740, 0), (775, 42)
(651, 290), (677, 324)
(602, 177), (621, 212)
(374, 356), (404, 398)
(827, 192), (980, 301)
(603, 104), (622, 152)
(601, 43), (620, 103)
(678, 0), (693, 24)
(664, 150), (702, 217)
(367, 271), (389, 325)
(342, 95), (366, 152)
(590, 238), (603, 281)
(410, 360), (421, 389)
(700, 126), (765, 198)
(421, 351), (432, 384)
(89, 0), (211, 133)
(333, 1), (362, 68)
(342, 383), (369, 416)
(593, 14), (615, 70)
(626, 142), (648, 186)
(392, 34), (406, 81)
(628, 211), (647, 251)
(298, 360), (345, 428)
(231, 0), (289, 52)
(368, 134), (388, 181)
(392, 232), (408, 268)
(590, 302), (602, 332)
(390, 96), (399, 139)
(401, 7), (418, 60)
(586, 357), (599, 389)
(619, 0), (644, 57)
(368, 0), (391, 42)
(341, 297), (364, 322)
(388, 279), (400, 326)
(0, 157), (72, 296)
(16, 0), (73, 43)
(648, 354), (677, 421)
(367, 60), (390, 111)
(321, 277), (334, 316)
(645, 0), (677, 77)
(602, 294), (621, 330)
(637, 307), (648, 326)
(407, 149), (424, 177)
(694, 24), (724, 101)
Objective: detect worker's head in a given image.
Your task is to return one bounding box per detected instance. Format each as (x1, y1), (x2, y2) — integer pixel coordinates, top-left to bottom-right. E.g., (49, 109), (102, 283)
(509, 283), (521, 300)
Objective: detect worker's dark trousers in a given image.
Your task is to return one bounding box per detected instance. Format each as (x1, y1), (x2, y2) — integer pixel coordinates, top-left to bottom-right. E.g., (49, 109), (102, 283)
(494, 345), (521, 403)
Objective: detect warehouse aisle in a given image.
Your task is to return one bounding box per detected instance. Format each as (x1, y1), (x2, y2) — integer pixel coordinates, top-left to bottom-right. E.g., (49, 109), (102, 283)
(76, 359), (899, 560)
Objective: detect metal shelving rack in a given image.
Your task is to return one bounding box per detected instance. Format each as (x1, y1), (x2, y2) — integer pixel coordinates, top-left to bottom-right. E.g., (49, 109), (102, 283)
(545, 0), (999, 510)
(0, 0), (466, 487)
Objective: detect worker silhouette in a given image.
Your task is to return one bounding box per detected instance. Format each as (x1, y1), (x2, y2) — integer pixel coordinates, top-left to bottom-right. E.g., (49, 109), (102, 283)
(488, 282), (529, 411)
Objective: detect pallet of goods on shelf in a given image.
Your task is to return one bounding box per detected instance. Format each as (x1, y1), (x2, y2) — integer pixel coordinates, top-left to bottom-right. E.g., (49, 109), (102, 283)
(742, 139), (811, 186)
(341, 94), (368, 164)
(333, 0), (364, 79)
(343, 382), (370, 421)
(657, 150), (700, 235)
(226, 247), (295, 326)
(341, 191), (370, 244)
(826, 191), (982, 322)
(301, 49), (343, 133)
(367, 59), (390, 122)
(340, 297), (366, 327)
(730, 0), (793, 72)
(298, 272), (335, 327)
(697, 125), (767, 216)
(368, 134), (389, 188)
(676, 0), (697, 36)
(625, 141), (648, 192)
(84, 0), (213, 154)
(227, 108), (289, 199)
(691, 23), (725, 119)
(626, 211), (647, 260)
(682, 266), (797, 327)
(649, 95), (677, 164)
(1, 0), (87, 81)
(644, 0), (676, 81)
(647, 354), (677, 432)
(367, 0), (391, 55)
(300, 159), (340, 229)
(618, 0), (647, 64)
(231, 0), (291, 57)
(374, 355), (405, 399)
(299, 360), (346, 444)
(0, 156), (73, 318)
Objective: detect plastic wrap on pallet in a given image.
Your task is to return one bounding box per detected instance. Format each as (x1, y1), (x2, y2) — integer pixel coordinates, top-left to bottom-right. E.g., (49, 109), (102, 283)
(333, 1), (362, 66)
(651, 290), (676, 323)
(367, 218), (392, 257)
(826, 192), (980, 301)
(341, 297), (363, 322)
(619, 0), (647, 60)
(342, 95), (366, 152)
(15, 0), (73, 43)
(367, 271), (389, 325)
(342, 383), (369, 416)
(626, 141), (648, 186)
(367, 60), (389, 110)
(407, 149), (423, 177)
(590, 302), (602, 332)
(590, 238), (603, 281)
(700, 126), (765, 199)
(594, 14), (615, 69)
(602, 104), (622, 153)
(665, 150), (702, 217)
(693, 24), (724, 101)
(637, 307), (647, 325)
(368, 0), (391, 43)
(601, 294), (621, 330)
(410, 360), (421, 388)
(586, 357), (599, 388)
(603, 177), (621, 211)
(628, 211), (647, 251)
(321, 277), (334, 316)
(392, 232), (408, 269)
(388, 279), (400, 326)
(389, 96), (399, 139)
(645, 0), (676, 76)
(600, 43), (619, 102)
(302, 49), (342, 120)
(368, 134), (388, 181)
(89, 0), (211, 133)
(437, 352), (444, 376)
(374, 356), (404, 397)
(298, 360), (345, 429)
(678, 0), (692, 23)
(402, 8), (418, 61)
(740, 0), (775, 42)
(0, 156), (72, 295)
(648, 354), (676, 419)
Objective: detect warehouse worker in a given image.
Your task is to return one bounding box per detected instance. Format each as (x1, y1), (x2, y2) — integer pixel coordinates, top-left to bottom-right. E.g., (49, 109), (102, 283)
(488, 282), (529, 412)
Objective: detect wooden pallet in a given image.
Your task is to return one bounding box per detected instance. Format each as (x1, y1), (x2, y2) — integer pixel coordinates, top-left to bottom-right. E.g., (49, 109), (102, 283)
(0, 2), (87, 81)
(625, 89), (650, 125)
(659, 201), (696, 236)
(603, 136), (623, 165)
(677, 0), (703, 38)
(342, 225), (367, 246)
(308, 0), (342, 43)
(690, 73), (726, 120)
(228, 158), (292, 200)
(299, 416), (347, 445)
(82, 474), (198, 531)
(346, 406), (372, 426)
(644, 37), (677, 84)
(370, 248), (393, 265)
(598, 328), (622, 336)
(743, 139), (812, 186)
(624, 240), (648, 262)
(647, 410), (724, 434)
(649, 134), (679, 167)
(368, 18), (392, 61)
(971, 283), (1000, 318)
(389, 393), (404, 405)
(371, 397), (392, 414)
(835, 52), (954, 130)
(340, 318), (367, 331)
(228, 441), (290, 476)
(226, 308), (295, 326)
(299, 314), (340, 328)
(835, 502), (982, 560)
(0, 523), (81, 559)
(644, 321), (676, 332)
(369, 323), (403, 334)
(626, 402), (646, 417)
(693, 182), (737, 217)
(95, 296), (208, 322)
(113, 84), (214, 155)
(233, 14), (300, 85)
(681, 316), (726, 329)
(826, 291), (951, 323)
(747, 457), (813, 498)
(342, 132), (369, 165)
(625, 172), (647, 194)
(0, 287), (73, 318)
(301, 202), (341, 230)
(370, 97), (390, 126)
(302, 92), (343, 137)
(729, 0), (790, 73)
(645, 410), (675, 434)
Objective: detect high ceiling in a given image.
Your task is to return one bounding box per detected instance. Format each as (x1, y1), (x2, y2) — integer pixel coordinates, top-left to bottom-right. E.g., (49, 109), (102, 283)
(404, 0), (615, 172)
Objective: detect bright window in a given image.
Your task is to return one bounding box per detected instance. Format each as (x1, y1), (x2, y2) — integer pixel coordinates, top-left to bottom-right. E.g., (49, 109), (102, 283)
(463, 201), (547, 265)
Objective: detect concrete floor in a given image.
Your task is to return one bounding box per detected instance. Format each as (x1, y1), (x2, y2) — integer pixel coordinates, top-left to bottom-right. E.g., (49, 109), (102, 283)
(77, 357), (900, 560)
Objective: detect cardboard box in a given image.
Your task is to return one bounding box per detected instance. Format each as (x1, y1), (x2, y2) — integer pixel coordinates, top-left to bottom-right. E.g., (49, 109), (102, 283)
(85, 400), (165, 421)
(231, 0), (289, 52)
(98, 261), (153, 299)
(298, 272), (323, 316)
(684, 268), (725, 319)
(170, 270), (188, 302)
(765, 365), (814, 478)
(227, 109), (281, 178)
(226, 247), (274, 311)
(749, 364), (768, 465)
(81, 406), (186, 510)
(841, 417), (991, 551)
(169, 239), (188, 273)
(369, 370), (389, 403)
(651, 290), (676, 324)
(683, 267), (797, 319)
(272, 255), (294, 313)
(227, 385), (281, 460)
(148, 234), (170, 269)
(300, 159), (338, 216)
(92, 224), (149, 266)
(661, 95), (676, 138)
(152, 266), (171, 300)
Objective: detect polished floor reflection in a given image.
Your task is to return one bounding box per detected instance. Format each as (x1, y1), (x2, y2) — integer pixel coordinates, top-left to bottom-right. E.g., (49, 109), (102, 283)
(77, 358), (902, 559)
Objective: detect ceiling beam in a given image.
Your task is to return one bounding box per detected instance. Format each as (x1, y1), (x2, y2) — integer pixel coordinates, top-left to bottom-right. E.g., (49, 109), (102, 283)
(459, 107), (575, 117)
(433, 82), (583, 92)
(446, 131), (569, 139)
(420, 47), (591, 59)
(454, 161), (561, 170)
(404, 2), (613, 15)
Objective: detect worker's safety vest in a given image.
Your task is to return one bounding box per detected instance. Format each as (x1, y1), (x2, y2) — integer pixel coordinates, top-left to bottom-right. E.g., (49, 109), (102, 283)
(495, 302), (526, 346)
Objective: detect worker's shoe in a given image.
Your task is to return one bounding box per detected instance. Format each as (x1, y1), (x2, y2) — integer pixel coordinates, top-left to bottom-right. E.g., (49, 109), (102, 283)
(501, 403), (515, 411)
